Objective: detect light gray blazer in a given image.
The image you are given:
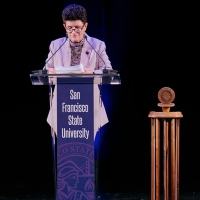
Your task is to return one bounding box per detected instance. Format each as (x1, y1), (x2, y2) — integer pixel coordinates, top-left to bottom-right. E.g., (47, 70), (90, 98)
(44, 33), (112, 70)
(45, 33), (111, 138)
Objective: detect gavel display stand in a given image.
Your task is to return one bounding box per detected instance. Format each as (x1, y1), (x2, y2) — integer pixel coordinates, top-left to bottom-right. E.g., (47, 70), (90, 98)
(148, 87), (183, 200)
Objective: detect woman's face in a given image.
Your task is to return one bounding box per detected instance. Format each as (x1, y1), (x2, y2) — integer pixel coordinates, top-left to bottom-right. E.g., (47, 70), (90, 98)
(63, 20), (87, 43)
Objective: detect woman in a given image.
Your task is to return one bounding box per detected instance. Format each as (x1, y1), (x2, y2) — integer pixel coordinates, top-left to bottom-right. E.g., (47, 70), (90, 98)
(45, 3), (113, 74)
(46, 4), (112, 136)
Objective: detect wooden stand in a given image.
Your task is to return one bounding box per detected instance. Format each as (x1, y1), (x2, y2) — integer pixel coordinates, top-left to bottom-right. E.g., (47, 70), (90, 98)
(148, 87), (183, 200)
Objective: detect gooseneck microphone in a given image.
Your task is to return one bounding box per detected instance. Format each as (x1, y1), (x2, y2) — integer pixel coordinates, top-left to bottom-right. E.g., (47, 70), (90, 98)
(84, 34), (107, 70)
(84, 34), (119, 75)
(31, 35), (68, 74)
(43, 35), (68, 71)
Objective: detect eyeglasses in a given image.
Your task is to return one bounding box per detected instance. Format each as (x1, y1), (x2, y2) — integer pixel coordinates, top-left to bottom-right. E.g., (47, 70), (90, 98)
(66, 25), (85, 33)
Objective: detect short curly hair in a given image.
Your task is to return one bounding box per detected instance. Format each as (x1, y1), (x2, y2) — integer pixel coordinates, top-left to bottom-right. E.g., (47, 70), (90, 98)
(62, 4), (87, 24)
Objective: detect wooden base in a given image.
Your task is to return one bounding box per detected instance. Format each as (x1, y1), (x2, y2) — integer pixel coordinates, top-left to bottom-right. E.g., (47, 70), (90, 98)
(150, 117), (181, 200)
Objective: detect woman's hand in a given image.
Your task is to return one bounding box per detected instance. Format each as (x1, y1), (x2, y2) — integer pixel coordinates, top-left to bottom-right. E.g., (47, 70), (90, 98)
(48, 68), (56, 74)
(83, 68), (93, 74)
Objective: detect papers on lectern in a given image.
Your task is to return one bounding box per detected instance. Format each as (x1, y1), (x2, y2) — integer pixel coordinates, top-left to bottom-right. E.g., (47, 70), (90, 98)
(55, 64), (84, 74)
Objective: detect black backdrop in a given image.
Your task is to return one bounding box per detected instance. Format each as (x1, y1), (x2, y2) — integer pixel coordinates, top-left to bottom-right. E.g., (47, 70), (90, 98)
(1, 0), (199, 194)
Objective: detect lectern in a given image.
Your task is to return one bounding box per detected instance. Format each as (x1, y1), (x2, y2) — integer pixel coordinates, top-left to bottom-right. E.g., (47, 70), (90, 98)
(30, 71), (121, 200)
(148, 87), (183, 200)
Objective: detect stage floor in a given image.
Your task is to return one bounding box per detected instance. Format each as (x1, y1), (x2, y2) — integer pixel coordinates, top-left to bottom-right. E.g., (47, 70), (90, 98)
(0, 180), (199, 199)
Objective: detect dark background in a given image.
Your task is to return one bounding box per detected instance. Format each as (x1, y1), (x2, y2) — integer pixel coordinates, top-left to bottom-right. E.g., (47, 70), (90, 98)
(0, 0), (199, 196)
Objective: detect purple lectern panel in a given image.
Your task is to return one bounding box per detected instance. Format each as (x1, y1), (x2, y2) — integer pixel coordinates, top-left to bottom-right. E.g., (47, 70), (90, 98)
(57, 78), (95, 200)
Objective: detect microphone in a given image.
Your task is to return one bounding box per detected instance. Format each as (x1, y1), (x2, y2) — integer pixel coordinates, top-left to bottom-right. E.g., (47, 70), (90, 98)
(43, 35), (68, 71)
(32, 35), (68, 74)
(84, 34), (119, 75)
(84, 34), (107, 70)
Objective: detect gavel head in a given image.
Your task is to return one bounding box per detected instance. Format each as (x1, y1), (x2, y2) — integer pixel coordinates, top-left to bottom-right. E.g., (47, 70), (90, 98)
(157, 87), (175, 112)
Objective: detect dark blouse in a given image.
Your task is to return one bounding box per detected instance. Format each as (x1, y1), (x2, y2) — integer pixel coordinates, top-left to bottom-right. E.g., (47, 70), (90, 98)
(70, 39), (85, 66)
